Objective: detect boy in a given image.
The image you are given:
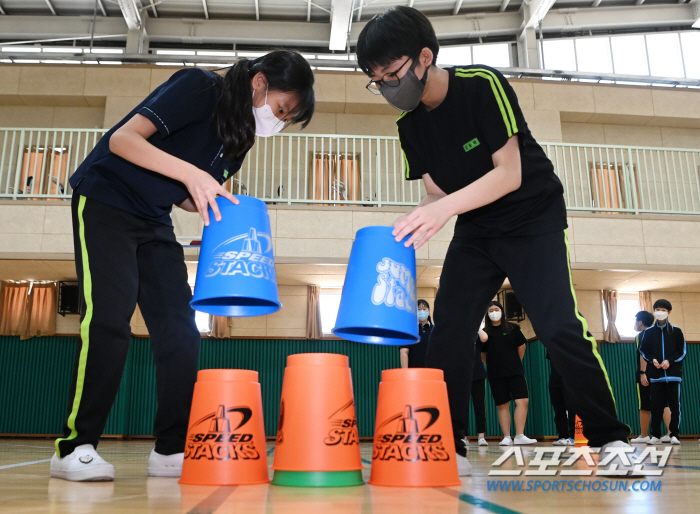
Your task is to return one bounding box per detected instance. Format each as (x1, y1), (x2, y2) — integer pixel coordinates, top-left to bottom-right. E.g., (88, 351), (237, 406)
(630, 310), (672, 444)
(639, 300), (686, 445)
(356, 6), (631, 475)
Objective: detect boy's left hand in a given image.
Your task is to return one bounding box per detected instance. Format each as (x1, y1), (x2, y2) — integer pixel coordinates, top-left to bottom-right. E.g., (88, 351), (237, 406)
(392, 200), (452, 249)
(661, 360), (670, 369)
(653, 359), (661, 369)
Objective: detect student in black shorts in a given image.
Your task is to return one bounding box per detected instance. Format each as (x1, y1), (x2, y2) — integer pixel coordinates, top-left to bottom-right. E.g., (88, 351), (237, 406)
(482, 301), (536, 446)
(400, 299), (432, 368)
(356, 6), (631, 475)
(50, 51), (315, 482)
(630, 310), (671, 444)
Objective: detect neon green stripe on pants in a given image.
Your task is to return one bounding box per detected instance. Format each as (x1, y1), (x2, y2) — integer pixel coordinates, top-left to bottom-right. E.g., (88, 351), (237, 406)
(55, 195), (94, 457)
(563, 228), (617, 410)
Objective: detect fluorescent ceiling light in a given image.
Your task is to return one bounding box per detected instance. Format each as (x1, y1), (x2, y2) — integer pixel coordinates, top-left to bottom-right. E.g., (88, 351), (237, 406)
(237, 51), (264, 58)
(328, 0), (353, 51)
(13, 59), (41, 63)
(156, 62), (183, 66)
(89, 48), (123, 54)
(197, 51), (237, 57)
(99, 61), (122, 65)
(157, 50), (196, 56)
(3, 46), (41, 53)
(41, 60), (81, 65)
(43, 47), (83, 53)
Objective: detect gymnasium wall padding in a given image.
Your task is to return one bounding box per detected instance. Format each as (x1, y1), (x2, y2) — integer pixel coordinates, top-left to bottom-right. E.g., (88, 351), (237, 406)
(1, 336), (699, 438)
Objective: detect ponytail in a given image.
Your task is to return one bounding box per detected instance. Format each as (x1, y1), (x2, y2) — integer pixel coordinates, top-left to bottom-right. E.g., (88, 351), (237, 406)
(215, 50), (315, 160)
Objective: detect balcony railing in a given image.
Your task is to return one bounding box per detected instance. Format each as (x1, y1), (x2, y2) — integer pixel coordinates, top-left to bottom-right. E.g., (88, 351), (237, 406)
(1, 128), (699, 216)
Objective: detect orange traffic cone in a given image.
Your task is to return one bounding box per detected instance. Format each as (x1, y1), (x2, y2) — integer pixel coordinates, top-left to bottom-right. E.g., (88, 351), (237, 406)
(369, 368), (461, 487)
(272, 353), (364, 487)
(574, 415), (588, 446)
(179, 369), (270, 485)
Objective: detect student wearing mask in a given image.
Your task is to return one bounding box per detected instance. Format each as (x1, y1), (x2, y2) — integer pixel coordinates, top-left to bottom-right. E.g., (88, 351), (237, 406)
(400, 299), (432, 368)
(631, 310), (672, 444)
(481, 301), (536, 446)
(356, 6), (631, 474)
(639, 300), (687, 445)
(50, 51), (315, 482)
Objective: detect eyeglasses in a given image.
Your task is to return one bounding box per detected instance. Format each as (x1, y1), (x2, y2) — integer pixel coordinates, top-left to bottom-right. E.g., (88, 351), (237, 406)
(365, 56), (412, 95)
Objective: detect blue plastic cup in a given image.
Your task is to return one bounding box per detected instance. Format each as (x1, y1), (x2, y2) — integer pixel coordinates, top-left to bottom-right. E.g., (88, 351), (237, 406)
(332, 226), (420, 345)
(190, 196), (282, 317)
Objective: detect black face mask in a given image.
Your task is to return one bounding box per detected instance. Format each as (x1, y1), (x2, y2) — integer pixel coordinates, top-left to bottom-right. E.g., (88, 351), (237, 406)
(379, 58), (429, 112)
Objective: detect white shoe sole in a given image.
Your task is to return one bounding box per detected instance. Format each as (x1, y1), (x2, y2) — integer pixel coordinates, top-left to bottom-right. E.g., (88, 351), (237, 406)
(148, 467), (182, 478)
(50, 464), (115, 482)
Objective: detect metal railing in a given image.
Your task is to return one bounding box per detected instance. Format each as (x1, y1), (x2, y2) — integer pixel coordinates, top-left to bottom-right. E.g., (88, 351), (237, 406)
(1, 128), (699, 216)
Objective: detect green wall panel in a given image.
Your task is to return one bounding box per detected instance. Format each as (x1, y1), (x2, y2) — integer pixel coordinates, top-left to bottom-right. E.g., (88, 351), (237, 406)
(2, 336), (699, 439)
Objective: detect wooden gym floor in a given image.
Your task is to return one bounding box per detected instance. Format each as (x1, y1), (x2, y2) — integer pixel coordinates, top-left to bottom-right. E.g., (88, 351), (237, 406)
(0, 438), (697, 513)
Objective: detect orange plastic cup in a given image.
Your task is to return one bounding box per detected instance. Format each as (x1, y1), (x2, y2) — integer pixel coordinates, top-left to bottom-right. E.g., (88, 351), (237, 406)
(272, 353), (364, 487)
(179, 369), (270, 485)
(574, 415), (588, 446)
(369, 368), (461, 487)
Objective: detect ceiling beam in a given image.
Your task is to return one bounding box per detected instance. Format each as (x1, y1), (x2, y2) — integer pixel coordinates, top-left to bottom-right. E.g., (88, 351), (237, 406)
(592, 0), (604, 7)
(255, 0), (260, 21)
(44, 0), (57, 16)
(499, 0), (510, 12)
(329, 0), (354, 50)
(116, 0), (142, 31)
(97, 0), (107, 17)
(201, 0), (209, 20)
(0, 5), (695, 48)
(692, 0), (700, 28)
(0, 3), (5, 16)
(453, 0), (464, 15)
(522, 0), (557, 29)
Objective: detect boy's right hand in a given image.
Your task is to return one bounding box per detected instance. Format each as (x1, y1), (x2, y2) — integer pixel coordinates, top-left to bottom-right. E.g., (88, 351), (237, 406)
(184, 167), (239, 226)
(641, 375), (649, 387)
(652, 358), (661, 369)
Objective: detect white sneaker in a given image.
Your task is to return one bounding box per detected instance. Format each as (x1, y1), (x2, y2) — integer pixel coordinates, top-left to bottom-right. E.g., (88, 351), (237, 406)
(630, 436), (651, 444)
(50, 444), (114, 482)
(148, 450), (184, 477)
(670, 436), (681, 445)
(499, 436), (512, 446)
(599, 440), (644, 478)
(552, 438), (569, 446)
(456, 453), (472, 476)
(567, 438), (576, 446)
(462, 437), (469, 446)
(478, 437), (488, 446)
(514, 434), (537, 445)
(660, 435), (672, 443)
(649, 437), (662, 445)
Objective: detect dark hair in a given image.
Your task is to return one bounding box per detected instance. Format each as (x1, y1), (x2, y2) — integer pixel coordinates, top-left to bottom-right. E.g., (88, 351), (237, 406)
(356, 6), (439, 76)
(653, 299), (672, 311)
(483, 300), (512, 335)
(215, 50), (315, 159)
(417, 298), (433, 324)
(635, 310), (654, 328)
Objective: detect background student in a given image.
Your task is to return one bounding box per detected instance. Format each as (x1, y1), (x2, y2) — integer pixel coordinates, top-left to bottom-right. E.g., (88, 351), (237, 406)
(639, 299), (687, 445)
(400, 299), (432, 368)
(482, 301), (536, 446)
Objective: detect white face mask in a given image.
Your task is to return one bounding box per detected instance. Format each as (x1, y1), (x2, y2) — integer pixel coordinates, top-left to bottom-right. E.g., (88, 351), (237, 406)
(253, 87), (284, 137)
(488, 311), (502, 322)
(654, 310), (669, 321)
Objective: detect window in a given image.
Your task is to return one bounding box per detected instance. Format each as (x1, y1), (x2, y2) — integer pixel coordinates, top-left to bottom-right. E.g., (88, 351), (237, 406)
(543, 39), (576, 72)
(575, 37), (613, 74)
(646, 33), (684, 79)
(437, 45), (472, 66)
(195, 310), (210, 333)
(610, 35), (649, 76)
(472, 43), (510, 68)
(681, 32), (700, 79)
(320, 290), (342, 334)
(602, 293), (640, 339)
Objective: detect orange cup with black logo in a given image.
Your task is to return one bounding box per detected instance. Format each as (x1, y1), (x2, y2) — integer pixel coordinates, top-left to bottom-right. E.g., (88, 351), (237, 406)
(369, 368), (460, 487)
(271, 353), (364, 487)
(179, 369), (270, 485)
(575, 415), (588, 446)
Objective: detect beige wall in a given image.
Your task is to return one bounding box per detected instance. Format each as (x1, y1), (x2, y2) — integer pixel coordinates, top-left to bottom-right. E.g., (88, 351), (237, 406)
(1, 65), (699, 145)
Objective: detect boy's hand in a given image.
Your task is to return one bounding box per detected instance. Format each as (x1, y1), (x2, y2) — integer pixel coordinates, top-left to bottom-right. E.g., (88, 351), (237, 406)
(661, 360), (670, 369)
(653, 359), (661, 369)
(392, 200), (452, 249)
(184, 167), (239, 226)
(641, 375), (649, 387)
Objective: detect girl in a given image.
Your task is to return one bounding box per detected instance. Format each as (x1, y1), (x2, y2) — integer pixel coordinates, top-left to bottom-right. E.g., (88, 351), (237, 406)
(481, 301), (536, 446)
(400, 299), (432, 368)
(50, 51), (315, 482)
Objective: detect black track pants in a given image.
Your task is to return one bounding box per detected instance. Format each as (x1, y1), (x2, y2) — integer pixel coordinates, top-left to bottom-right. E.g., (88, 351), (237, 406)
(468, 378), (487, 435)
(549, 363), (576, 440)
(425, 230), (630, 455)
(55, 194), (201, 457)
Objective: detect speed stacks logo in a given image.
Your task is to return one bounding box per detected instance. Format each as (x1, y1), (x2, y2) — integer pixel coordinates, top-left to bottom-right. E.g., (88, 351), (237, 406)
(184, 404), (261, 461)
(373, 405), (450, 462)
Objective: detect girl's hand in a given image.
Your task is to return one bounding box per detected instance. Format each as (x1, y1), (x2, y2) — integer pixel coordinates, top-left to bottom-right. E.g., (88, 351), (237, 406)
(652, 359), (661, 369)
(392, 200), (452, 249)
(184, 167), (239, 225)
(661, 360), (670, 369)
(641, 375), (649, 387)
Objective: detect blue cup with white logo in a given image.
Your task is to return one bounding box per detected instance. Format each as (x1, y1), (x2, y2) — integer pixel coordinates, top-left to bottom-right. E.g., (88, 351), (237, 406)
(332, 226), (420, 345)
(191, 196), (282, 317)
